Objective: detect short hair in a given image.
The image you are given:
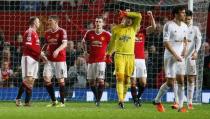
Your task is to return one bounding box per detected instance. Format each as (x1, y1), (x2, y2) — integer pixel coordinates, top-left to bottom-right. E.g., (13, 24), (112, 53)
(29, 16), (38, 26)
(186, 10), (193, 17)
(172, 6), (186, 17)
(96, 16), (104, 20)
(48, 15), (59, 22)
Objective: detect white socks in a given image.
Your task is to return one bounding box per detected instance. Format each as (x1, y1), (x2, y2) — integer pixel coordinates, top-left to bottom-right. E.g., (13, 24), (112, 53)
(174, 82), (179, 104)
(178, 84), (185, 108)
(155, 83), (170, 103)
(187, 82), (195, 104)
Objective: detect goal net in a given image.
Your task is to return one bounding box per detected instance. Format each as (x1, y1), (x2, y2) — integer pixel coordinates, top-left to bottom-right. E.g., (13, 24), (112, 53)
(0, 0), (209, 103)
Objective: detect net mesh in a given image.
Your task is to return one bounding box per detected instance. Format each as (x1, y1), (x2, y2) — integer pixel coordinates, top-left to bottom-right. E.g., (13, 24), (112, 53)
(0, 0), (209, 103)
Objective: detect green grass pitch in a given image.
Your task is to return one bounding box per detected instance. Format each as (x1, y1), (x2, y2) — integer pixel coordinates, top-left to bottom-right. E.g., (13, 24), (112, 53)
(0, 102), (210, 119)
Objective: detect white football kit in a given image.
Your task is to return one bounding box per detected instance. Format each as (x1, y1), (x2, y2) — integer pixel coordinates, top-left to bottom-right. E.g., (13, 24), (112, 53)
(163, 21), (188, 78)
(185, 24), (202, 75)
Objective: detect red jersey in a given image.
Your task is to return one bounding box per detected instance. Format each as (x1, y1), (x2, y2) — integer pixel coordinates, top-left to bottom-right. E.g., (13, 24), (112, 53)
(22, 27), (41, 61)
(134, 29), (146, 59)
(45, 27), (67, 62)
(83, 30), (111, 63)
(0, 68), (13, 81)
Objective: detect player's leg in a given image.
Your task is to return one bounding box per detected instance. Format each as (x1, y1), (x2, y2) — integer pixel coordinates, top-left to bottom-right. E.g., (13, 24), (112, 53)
(186, 58), (196, 109)
(24, 59), (39, 106)
(153, 57), (176, 112)
(130, 77), (138, 105)
(136, 59), (147, 106)
(124, 55), (134, 99)
(95, 62), (106, 106)
(114, 54), (125, 108)
(23, 76), (35, 106)
(130, 61), (138, 105)
(16, 56), (37, 106)
(87, 63), (98, 103)
(16, 56), (28, 106)
(137, 77), (146, 106)
(43, 62), (57, 107)
(187, 75), (195, 109)
(123, 75), (130, 100)
(171, 79), (179, 109)
(176, 59), (187, 112)
(55, 62), (67, 107)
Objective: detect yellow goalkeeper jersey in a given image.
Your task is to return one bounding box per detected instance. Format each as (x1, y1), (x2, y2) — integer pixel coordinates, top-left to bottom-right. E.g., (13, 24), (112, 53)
(107, 12), (142, 55)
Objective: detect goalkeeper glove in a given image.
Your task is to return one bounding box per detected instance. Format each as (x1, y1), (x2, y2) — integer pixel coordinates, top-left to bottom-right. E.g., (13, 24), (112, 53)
(105, 55), (112, 64)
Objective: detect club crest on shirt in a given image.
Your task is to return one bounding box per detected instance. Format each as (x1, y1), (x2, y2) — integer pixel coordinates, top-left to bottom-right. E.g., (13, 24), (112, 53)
(56, 34), (59, 38)
(101, 36), (105, 41)
(91, 36), (94, 40)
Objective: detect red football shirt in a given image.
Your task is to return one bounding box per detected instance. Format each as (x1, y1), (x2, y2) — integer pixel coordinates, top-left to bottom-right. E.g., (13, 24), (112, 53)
(82, 30), (111, 63)
(22, 27), (41, 61)
(134, 29), (146, 59)
(45, 27), (67, 62)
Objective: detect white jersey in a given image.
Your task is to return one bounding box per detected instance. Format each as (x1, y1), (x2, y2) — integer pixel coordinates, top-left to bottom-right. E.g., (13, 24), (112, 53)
(163, 21), (189, 58)
(186, 24), (202, 58)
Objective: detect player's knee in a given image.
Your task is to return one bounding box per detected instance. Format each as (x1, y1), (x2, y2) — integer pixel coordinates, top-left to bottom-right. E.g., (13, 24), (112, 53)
(124, 75), (130, 85)
(98, 79), (104, 85)
(116, 73), (124, 82)
(44, 80), (52, 86)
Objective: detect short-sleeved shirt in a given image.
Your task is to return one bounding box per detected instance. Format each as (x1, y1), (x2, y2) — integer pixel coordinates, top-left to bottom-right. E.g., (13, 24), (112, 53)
(82, 30), (111, 63)
(163, 21), (188, 58)
(135, 29), (146, 59)
(45, 27), (67, 62)
(22, 27), (41, 61)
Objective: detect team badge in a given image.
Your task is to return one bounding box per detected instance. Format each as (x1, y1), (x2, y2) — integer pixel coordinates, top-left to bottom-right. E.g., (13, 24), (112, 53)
(101, 36), (105, 41)
(56, 34), (59, 38)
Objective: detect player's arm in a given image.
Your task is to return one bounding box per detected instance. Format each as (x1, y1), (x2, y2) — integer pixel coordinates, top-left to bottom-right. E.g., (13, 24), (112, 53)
(192, 26), (202, 60)
(25, 32), (41, 56)
(146, 11), (156, 34)
(107, 28), (116, 55)
(163, 23), (182, 61)
(53, 30), (68, 58)
(127, 12), (142, 32)
(81, 31), (89, 55)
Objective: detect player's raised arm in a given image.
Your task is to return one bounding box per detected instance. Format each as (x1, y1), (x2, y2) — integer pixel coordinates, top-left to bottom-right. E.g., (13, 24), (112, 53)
(106, 28), (116, 56)
(125, 11), (142, 32)
(146, 11), (157, 34)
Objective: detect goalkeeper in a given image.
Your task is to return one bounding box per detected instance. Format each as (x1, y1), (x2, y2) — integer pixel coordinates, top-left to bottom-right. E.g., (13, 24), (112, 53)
(106, 10), (142, 109)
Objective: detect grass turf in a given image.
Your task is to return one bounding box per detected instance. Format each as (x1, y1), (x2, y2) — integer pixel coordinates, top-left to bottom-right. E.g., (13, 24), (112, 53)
(0, 102), (210, 119)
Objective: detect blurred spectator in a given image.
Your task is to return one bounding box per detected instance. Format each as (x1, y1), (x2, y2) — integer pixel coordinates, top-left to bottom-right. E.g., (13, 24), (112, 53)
(156, 66), (165, 88)
(10, 32), (23, 87)
(66, 56), (87, 99)
(20, 1), (41, 11)
(76, 41), (84, 57)
(2, 46), (11, 63)
(0, 29), (5, 57)
(0, 60), (14, 87)
(66, 40), (77, 68)
(203, 42), (210, 89)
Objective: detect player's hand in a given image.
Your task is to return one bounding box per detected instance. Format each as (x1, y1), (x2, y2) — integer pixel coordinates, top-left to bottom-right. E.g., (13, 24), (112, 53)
(105, 54), (112, 64)
(175, 55), (182, 62)
(119, 10), (127, 18)
(147, 11), (153, 17)
(53, 50), (59, 58)
(191, 51), (198, 60)
(40, 51), (48, 63)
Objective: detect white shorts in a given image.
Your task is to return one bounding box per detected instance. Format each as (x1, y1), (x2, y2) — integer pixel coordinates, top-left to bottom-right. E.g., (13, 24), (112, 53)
(132, 59), (147, 78)
(43, 61), (67, 79)
(21, 56), (39, 79)
(164, 57), (185, 78)
(185, 58), (197, 75)
(176, 58), (186, 75)
(87, 62), (106, 80)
